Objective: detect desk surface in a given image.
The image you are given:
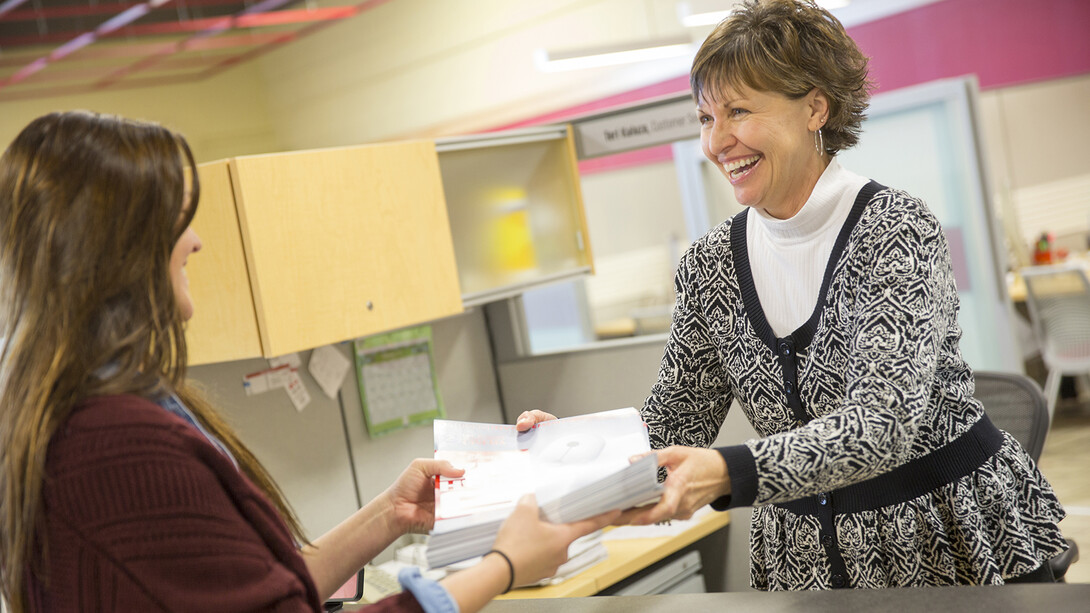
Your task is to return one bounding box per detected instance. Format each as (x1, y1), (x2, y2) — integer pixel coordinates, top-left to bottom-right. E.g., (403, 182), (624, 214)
(482, 583), (1090, 613)
(496, 509), (730, 600)
(1007, 256), (1090, 303)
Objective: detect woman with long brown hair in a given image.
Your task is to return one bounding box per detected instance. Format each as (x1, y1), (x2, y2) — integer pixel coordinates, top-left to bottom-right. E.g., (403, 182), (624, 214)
(0, 111), (615, 612)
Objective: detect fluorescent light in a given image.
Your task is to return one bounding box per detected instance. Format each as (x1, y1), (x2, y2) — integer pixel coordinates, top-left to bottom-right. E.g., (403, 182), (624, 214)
(677, 1), (734, 27)
(681, 9), (731, 27)
(535, 37), (694, 73)
(678, 1), (855, 28)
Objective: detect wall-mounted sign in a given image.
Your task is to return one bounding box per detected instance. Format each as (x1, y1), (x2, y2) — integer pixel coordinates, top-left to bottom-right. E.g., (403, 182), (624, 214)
(571, 93), (700, 159)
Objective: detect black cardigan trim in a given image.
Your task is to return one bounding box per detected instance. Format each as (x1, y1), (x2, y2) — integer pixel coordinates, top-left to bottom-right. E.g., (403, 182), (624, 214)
(729, 180), (884, 355)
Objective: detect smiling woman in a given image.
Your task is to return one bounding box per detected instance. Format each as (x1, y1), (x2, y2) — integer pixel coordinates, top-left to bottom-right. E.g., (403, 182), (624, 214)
(638, 0), (1070, 590)
(519, 0), (1070, 592)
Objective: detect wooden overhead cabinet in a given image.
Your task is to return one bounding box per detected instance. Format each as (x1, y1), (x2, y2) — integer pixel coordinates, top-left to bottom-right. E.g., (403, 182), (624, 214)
(185, 141), (464, 365)
(186, 160), (264, 366)
(184, 127), (593, 365)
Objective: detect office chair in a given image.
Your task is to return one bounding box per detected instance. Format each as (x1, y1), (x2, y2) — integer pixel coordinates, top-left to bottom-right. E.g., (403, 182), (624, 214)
(972, 370), (1080, 582)
(1018, 264), (1090, 422)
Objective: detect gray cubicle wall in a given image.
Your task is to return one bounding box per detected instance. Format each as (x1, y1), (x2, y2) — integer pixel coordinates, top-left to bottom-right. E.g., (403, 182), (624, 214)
(188, 308), (506, 545)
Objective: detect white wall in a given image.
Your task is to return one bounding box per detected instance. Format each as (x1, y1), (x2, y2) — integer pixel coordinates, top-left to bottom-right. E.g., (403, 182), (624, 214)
(580, 160), (689, 323)
(252, 0), (695, 148)
(978, 73), (1090, 262)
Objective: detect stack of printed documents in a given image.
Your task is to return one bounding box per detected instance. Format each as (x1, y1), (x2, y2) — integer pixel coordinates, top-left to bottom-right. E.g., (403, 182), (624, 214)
(425, 407), (663, 568)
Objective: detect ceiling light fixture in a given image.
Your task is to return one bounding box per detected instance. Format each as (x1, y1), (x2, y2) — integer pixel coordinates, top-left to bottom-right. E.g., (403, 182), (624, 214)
(678, 0), (852, 28)
(678, 4), (731, 28)
(534, 36), (694, 73)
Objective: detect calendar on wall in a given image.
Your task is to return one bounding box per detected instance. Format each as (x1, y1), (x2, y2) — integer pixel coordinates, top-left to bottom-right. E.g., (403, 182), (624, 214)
(354, 325), (445, 438)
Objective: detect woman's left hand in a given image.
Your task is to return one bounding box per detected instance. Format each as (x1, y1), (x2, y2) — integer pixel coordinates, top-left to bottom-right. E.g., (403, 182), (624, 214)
(618, 446), (731, 525)
(382, 458), (465, 535)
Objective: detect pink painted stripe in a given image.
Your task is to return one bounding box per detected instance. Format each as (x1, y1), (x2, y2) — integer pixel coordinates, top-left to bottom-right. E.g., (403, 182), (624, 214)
(848, 0), (1090, 93)
(577, 144), (674, 175)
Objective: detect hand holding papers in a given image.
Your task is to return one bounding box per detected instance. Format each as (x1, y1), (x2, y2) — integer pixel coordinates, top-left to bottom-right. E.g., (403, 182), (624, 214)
(425, 407), (662, 568)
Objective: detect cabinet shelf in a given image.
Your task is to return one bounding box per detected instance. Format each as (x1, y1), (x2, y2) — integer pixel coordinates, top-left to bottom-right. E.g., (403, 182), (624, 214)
(438, 126), (594, 307)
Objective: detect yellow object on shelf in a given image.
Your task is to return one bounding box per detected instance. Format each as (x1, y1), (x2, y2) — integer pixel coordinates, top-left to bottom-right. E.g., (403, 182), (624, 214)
(485, 186), (537, 273)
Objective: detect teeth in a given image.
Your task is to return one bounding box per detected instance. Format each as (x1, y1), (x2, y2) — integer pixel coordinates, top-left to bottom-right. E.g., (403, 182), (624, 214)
(724, 155), (760, 172)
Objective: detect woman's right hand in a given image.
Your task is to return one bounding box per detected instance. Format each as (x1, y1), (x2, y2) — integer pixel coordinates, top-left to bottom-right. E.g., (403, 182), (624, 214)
(490, 494), (618, 588)
(515, 409), (558, 432)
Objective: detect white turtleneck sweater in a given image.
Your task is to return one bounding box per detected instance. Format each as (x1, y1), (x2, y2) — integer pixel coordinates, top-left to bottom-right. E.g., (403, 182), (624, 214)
(745, 157), (869, 337)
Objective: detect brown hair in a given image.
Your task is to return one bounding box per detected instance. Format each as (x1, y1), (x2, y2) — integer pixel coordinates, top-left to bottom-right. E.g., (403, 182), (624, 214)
(0, 111), (306, 612)
(691, 0), (873, 154)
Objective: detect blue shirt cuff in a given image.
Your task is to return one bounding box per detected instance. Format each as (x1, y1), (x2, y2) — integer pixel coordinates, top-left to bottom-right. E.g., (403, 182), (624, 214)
(710, 444), (758, 510)
(398, 567), (458, 613)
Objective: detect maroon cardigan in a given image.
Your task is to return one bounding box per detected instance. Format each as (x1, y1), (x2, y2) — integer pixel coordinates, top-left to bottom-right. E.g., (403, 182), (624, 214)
(27, 394), (424, 613)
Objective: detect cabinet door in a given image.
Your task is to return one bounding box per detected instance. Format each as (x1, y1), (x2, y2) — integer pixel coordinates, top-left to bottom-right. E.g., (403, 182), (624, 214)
(186, 160), (264, 366)
(230, 140), (463, 357)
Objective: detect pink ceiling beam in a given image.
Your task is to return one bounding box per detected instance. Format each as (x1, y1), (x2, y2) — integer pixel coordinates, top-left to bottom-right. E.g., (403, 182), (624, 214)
(0, 0), (176, 90)
(0, 0), (394, 96)
(0, 5), (354, 43)
(107, 6), (356, 37)
(199, 0), (393, 79)
(0, 0), (243, 22)
(91, 0), (302, 87)
(0, 0), (30, 20)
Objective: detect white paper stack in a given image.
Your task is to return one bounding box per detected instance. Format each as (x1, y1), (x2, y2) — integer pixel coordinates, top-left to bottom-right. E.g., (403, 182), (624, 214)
(429, 530), (611, 588)
(425, 506), (511, 569)
(532, 530), (609, 586)
(537, 453), (662, 523)
(425, 408), (663, 569)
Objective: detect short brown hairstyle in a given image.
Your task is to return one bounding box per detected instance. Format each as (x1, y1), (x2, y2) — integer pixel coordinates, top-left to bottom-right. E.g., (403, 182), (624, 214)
(691, 0), (873, 154)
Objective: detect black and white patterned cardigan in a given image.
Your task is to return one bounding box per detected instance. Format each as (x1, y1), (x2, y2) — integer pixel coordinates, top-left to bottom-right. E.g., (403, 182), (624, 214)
(642, 182), (1067, 590)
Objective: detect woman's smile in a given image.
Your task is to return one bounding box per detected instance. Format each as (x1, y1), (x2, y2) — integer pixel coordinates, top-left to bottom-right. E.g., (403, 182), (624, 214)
(723, 154), (762, 183)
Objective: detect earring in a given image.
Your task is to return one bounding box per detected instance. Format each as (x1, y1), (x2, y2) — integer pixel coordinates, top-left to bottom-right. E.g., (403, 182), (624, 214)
(814, 128), (825, 155)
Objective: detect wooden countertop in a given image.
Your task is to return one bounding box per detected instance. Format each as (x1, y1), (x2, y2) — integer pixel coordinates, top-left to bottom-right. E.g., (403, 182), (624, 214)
(496, 508), (730, 600)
